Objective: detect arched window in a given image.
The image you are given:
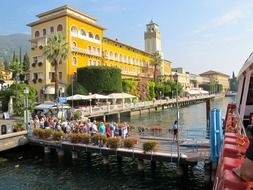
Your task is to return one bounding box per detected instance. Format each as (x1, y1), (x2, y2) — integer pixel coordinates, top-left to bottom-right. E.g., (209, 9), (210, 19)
(95, 34), (100, 40)
(109, 52), (113, 59)
(114, 53), (118, 61)
(57, 24), (63, 32)
(50, 26), (54, 33)
(88, 32), (94, 39)
(72, 57), (77, 65)
(80, 29), (86, 37)
(43, 29), (46, 36)
(35, 31), (40, 38)
(72, 42), (77, 47)
(71, 26), (78, 36)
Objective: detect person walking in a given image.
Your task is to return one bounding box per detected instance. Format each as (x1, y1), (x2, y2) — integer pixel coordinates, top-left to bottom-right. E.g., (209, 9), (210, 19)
(172, 120), (178, 142)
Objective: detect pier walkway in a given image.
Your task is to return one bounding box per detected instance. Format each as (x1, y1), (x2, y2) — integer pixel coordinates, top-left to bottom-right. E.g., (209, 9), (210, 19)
(78, 95), (214, 120)
(28, 130), (210, 166)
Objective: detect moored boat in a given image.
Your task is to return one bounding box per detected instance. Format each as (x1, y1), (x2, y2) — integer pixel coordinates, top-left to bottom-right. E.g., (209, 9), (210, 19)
(212, 53), (253, 190)
(225, 91), (237, 97)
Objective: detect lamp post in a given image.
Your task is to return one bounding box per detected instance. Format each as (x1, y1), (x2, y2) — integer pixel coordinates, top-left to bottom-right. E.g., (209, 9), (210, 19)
(23, 87), (29, 129)
(173, 71), (180, 165)
(71, 73), (77, 108)
(89, 92), (92, 115)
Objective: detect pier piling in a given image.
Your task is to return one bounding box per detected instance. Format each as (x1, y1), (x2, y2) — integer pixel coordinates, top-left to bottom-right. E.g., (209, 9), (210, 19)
(72, 151), (78, 159)
(103, 155), (109, 165)
(57, 148), (64, 157)
(44, 146), (51, 154)
(137, 158), (144, 170)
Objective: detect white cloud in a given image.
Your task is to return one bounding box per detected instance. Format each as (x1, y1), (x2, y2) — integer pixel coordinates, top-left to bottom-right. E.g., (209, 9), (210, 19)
(215, 8), (244, 27)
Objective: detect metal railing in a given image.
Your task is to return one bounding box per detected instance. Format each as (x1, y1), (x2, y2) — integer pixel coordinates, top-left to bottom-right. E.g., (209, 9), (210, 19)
(77, 95), (214, 116)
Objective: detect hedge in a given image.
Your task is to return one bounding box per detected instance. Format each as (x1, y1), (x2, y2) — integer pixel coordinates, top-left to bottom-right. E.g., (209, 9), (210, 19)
(77, 66), (122, 94)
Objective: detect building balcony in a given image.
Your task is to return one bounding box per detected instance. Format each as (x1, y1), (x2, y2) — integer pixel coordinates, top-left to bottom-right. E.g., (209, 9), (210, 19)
(71, 46), (101, 57)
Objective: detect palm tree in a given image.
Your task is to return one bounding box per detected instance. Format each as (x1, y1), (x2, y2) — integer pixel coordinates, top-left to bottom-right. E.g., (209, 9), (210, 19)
(43, 33), (69, 100)
(151, 51), (162, 81)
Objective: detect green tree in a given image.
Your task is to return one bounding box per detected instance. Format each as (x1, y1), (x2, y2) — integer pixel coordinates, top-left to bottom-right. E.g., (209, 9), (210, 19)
(43, 33), (69, 100)
(3, 59), (10, 70)
(12, 51), (18, 63)
(151, 51), (162, 81)
(0, 83), (36, 115)
(147, 81), (155, 100)
(23, 53), (30, 72)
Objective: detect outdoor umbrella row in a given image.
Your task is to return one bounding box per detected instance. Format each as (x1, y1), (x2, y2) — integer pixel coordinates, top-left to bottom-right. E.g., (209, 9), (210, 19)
(66, 93), (136, 101)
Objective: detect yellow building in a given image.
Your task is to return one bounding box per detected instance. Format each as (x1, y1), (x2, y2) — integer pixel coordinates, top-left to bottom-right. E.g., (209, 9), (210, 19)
(199, 70), (230, 93)
(27, 5), (171, 100)
(0, 69), (12, 80)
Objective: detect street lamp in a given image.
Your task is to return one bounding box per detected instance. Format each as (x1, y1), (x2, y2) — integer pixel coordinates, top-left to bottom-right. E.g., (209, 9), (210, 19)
(71, 73), (77, 108)
(23, 87), (29, 129)
(173, 71), (180, 165)
(89, 92), (92, 115)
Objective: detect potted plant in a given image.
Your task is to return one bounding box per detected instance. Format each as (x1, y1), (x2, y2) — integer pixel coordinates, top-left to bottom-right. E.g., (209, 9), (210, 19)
(32, 78), (37, 83)
(52, 130), (65, 141)
(143, 141), (158, 154)
(13, 123), (25, 132)
(91, 134), (107, 146)
(107, 137), (121, 149)
(38, 78), (43, 83)
(33, 128), (44, 138)
(39, 45), (43, 49)
(79, 133), (91, 144)
(38, 62), (42, 66)
(123, 137), (138, 149)
(68, 133), (81, 144)
(42, 129), (53, 140)
(32, 62), (36, 67)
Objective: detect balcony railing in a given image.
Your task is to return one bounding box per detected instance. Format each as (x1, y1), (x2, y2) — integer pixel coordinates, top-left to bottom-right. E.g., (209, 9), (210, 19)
(71, 46), (101, 57)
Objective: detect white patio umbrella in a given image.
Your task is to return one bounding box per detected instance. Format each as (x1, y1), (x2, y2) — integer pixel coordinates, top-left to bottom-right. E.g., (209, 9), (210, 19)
(67, 94), (90, 100)
(108, 92), (136, 99)
(90, 93), (110, 99)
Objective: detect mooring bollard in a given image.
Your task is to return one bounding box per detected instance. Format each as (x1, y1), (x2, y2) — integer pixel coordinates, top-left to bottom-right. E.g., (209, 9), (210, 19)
(44, 146), (51, 154)
(72, 151), (78, 159)
(137, 158), (144, 170)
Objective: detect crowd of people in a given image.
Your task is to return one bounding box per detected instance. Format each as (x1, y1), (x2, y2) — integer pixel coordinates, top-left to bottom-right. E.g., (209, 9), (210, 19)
(30, 115), (130, 138)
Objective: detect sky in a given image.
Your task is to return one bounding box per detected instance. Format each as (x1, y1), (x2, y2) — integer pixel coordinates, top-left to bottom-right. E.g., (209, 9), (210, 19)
(1, 0), (253, 76)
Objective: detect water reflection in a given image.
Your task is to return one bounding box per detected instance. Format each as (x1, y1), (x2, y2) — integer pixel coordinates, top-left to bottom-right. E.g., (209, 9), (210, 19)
(0, 97), (233, 190)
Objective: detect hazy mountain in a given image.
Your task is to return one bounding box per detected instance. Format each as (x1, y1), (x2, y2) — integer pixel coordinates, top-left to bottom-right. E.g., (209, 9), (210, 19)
(0, 33), (30, 62)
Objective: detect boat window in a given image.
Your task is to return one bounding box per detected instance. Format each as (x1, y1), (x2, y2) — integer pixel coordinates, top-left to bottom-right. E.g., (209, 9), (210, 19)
(246, 77), (253, 105)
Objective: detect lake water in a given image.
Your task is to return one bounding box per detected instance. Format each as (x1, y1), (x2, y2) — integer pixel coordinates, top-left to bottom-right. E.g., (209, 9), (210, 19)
(0, 97), (235, 190)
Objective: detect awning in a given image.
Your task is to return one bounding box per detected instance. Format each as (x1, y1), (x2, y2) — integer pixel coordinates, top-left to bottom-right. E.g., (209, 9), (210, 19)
(34, 102), (56, 110)
(34, 101), (70, 110)
(67, 94), (90, 100)
(90, 93), (110, 99)
(108, 92), (136, 99)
